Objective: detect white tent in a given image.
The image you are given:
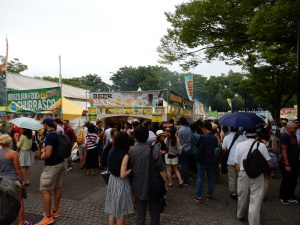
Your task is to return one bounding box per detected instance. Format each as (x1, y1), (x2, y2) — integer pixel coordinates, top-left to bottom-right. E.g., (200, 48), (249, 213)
(6, 72), (89, 100)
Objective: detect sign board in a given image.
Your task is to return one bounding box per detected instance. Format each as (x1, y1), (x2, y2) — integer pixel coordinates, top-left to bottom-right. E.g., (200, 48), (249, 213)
(6, 87), (62, 114)
(152, 115), (163, 123)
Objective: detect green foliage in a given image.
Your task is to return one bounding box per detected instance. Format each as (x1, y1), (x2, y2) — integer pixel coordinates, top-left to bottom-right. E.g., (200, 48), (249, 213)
(41, 74), (110, 92)
(158, 0), (299, 121)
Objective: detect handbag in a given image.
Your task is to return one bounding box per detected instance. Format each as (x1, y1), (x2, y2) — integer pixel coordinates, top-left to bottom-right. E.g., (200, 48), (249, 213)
(101, 170), (110, 185)
(243, 141), (270, 178)
(148, 146), (167, 202)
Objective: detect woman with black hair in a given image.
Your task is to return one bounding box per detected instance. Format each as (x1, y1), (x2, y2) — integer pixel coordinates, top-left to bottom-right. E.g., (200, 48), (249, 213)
(16, 128), (34, 185)
(104, 131), (133, 225)
(85, 123), (99, 175)
(165, 127), (183, 187)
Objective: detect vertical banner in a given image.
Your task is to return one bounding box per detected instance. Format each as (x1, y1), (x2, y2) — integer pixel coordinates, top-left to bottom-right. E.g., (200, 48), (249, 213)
(184, 74), (193, 101)
(227, 98), (232, 111)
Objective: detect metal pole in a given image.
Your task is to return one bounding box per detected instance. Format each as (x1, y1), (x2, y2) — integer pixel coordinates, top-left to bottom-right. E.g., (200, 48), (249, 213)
(297, 19), (300, 120)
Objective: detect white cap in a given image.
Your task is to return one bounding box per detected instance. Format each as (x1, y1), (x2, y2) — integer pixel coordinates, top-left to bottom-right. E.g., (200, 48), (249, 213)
(156, 130), (165, 136)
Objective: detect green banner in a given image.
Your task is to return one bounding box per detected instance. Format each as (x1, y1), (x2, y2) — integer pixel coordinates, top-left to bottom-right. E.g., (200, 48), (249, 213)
(6, 87), (62, 114)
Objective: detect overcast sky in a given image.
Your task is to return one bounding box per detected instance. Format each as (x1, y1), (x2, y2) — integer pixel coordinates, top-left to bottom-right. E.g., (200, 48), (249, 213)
(0, 0), (241, 84)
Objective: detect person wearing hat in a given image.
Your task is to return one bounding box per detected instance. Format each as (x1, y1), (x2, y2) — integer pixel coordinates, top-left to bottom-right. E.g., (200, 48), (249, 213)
(234, 127), (271, 225)
(35, 117), (65, 225)
(279, 120), (299, 205)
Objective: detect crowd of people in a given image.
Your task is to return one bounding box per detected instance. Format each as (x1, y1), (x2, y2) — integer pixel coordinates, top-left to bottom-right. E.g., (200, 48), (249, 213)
(0, 115), (300, 225)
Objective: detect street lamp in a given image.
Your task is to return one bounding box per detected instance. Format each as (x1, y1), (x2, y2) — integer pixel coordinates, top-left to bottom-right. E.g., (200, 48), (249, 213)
(234, 93), (239, 112)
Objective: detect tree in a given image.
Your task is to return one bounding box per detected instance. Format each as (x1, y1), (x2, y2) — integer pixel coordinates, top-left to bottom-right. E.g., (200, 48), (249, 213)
(158, 0), (299, 122)
(41, 74), (110, 92)
(0, 56), (28, 105)
(110, 66), (175, 91)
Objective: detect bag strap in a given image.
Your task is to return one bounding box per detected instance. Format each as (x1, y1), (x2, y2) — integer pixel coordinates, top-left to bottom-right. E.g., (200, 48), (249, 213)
(246, 141), (258, 159)
(227, 132), (240, 153)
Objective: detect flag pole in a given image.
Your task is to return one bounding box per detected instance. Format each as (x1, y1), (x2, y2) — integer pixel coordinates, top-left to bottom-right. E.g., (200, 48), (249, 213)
(59, 55), (62, 87)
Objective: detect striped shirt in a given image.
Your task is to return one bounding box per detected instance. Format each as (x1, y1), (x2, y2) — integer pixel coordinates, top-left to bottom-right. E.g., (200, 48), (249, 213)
(85, 132), (99, 150)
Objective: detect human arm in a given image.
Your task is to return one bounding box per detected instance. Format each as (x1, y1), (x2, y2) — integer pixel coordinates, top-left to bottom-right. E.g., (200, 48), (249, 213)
(281, 144), (291, 172)
(16, 135), (24, 149)
(120, 154), (131, 178)
(41, 145), (53, 160)
(12, 151), (24, 183)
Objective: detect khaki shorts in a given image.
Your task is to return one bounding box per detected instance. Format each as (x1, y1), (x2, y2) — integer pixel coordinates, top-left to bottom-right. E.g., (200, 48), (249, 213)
(39, 162), (64, 191)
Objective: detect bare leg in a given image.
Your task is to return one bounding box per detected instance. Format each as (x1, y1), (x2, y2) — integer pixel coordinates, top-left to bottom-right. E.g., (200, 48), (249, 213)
(166, 165), (173, 185)
(53, 187), (62, 212)
(26, 167), (31, 184)
(17, 192), (25, 225)
(173, 165), (183, 183)
(116, 216), (125, 225)
(21, 167), (27, 184)
(108, 214), (115, 225)
(41, 190), (51, 216)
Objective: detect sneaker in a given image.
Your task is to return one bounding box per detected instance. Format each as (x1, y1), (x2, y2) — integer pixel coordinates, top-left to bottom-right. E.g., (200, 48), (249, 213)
(179, 180), (183, 187)
(66, 166), (72, 172)
(51, 210), (61, 218)
(34, 216), (54, 225)
(280, 199), (290, 205)
(194, 197), (203, 203)
(287, 198), (299, 204)
(207, 195), (214, 202)
(230, 193), (238, 200)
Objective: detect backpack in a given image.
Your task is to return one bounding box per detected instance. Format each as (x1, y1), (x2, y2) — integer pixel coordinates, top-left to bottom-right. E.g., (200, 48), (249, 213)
(76, 128), (84, 145)
(0, 177), (21, 225)
(55, 132), (72, 160)
(243, 141), (270, 178)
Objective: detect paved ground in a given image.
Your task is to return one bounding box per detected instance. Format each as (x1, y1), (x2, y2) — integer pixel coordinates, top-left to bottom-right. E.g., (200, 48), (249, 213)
(17, 159), (300, 225)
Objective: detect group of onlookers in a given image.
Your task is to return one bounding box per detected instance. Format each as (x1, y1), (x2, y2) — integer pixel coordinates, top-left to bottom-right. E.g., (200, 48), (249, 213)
(0, 115), (299, 225)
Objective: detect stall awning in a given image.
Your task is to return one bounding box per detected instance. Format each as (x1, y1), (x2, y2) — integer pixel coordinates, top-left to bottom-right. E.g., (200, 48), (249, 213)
(62, 97), (84, 120)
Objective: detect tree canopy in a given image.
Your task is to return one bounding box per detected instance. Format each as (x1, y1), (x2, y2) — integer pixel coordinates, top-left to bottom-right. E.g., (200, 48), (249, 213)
(158, 0), (299, 121)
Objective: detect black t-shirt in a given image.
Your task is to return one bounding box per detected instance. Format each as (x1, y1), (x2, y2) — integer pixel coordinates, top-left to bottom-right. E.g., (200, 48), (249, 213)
(280, 133), (299, 166)
(107, 147), (127, 177)
(44, 131), (64, 166)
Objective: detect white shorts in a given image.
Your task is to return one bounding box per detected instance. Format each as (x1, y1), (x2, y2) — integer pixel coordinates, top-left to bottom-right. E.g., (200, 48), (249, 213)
(165, 154), (179, 165)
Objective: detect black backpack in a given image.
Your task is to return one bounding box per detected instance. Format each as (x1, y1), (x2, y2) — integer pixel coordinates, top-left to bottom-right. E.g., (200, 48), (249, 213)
(0, 177), (21, 225)
(55, 132), (72, 160)
(243, 141), (270, 178)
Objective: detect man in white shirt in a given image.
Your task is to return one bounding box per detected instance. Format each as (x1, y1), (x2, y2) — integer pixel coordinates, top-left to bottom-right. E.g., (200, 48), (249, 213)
(234, 128), (271, 225)
(222, 127), (246, 200)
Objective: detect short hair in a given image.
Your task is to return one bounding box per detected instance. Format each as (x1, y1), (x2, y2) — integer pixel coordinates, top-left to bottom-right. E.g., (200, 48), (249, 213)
(230, 127), (238, 132)
(0, 134), (12, 147)
(114, 131), (130, 151)
(55, 118), (63, 125)
(87, 123), (97, 133)
(178, 117), (188, 126)
(134, 125), (149, 143)
(204, 121), (212, 131)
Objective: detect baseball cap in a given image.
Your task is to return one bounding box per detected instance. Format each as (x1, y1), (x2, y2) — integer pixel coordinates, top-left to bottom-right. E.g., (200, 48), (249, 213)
(84, 120), (90, 126)
(42, 117), (54, 126)
(156, 130), (165, 136)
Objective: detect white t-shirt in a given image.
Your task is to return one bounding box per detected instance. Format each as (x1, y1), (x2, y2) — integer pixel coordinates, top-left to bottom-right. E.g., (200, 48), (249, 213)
(222, 132), (246, 165)
(234, 138), (271, 171)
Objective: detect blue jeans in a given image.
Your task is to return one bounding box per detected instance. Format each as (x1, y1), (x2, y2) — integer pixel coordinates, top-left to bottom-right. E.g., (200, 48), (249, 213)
(195, 163), (215, 198)
(180, 150), (190, 184)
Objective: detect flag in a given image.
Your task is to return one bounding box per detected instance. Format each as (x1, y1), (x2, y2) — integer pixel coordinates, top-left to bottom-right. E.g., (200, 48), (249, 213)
(0, 36), (8, 72)
(184, 74), (193, 101)
(59, 55), (62, 86)
(227, 98), (232, 110)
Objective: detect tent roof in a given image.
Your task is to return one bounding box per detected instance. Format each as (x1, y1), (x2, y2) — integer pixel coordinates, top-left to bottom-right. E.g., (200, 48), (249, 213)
(62, 97), (84, 119)
(6, 72), (89, 100)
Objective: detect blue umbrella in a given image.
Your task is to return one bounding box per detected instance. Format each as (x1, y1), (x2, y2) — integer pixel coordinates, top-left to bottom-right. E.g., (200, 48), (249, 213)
(219, 112), (265, 128)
